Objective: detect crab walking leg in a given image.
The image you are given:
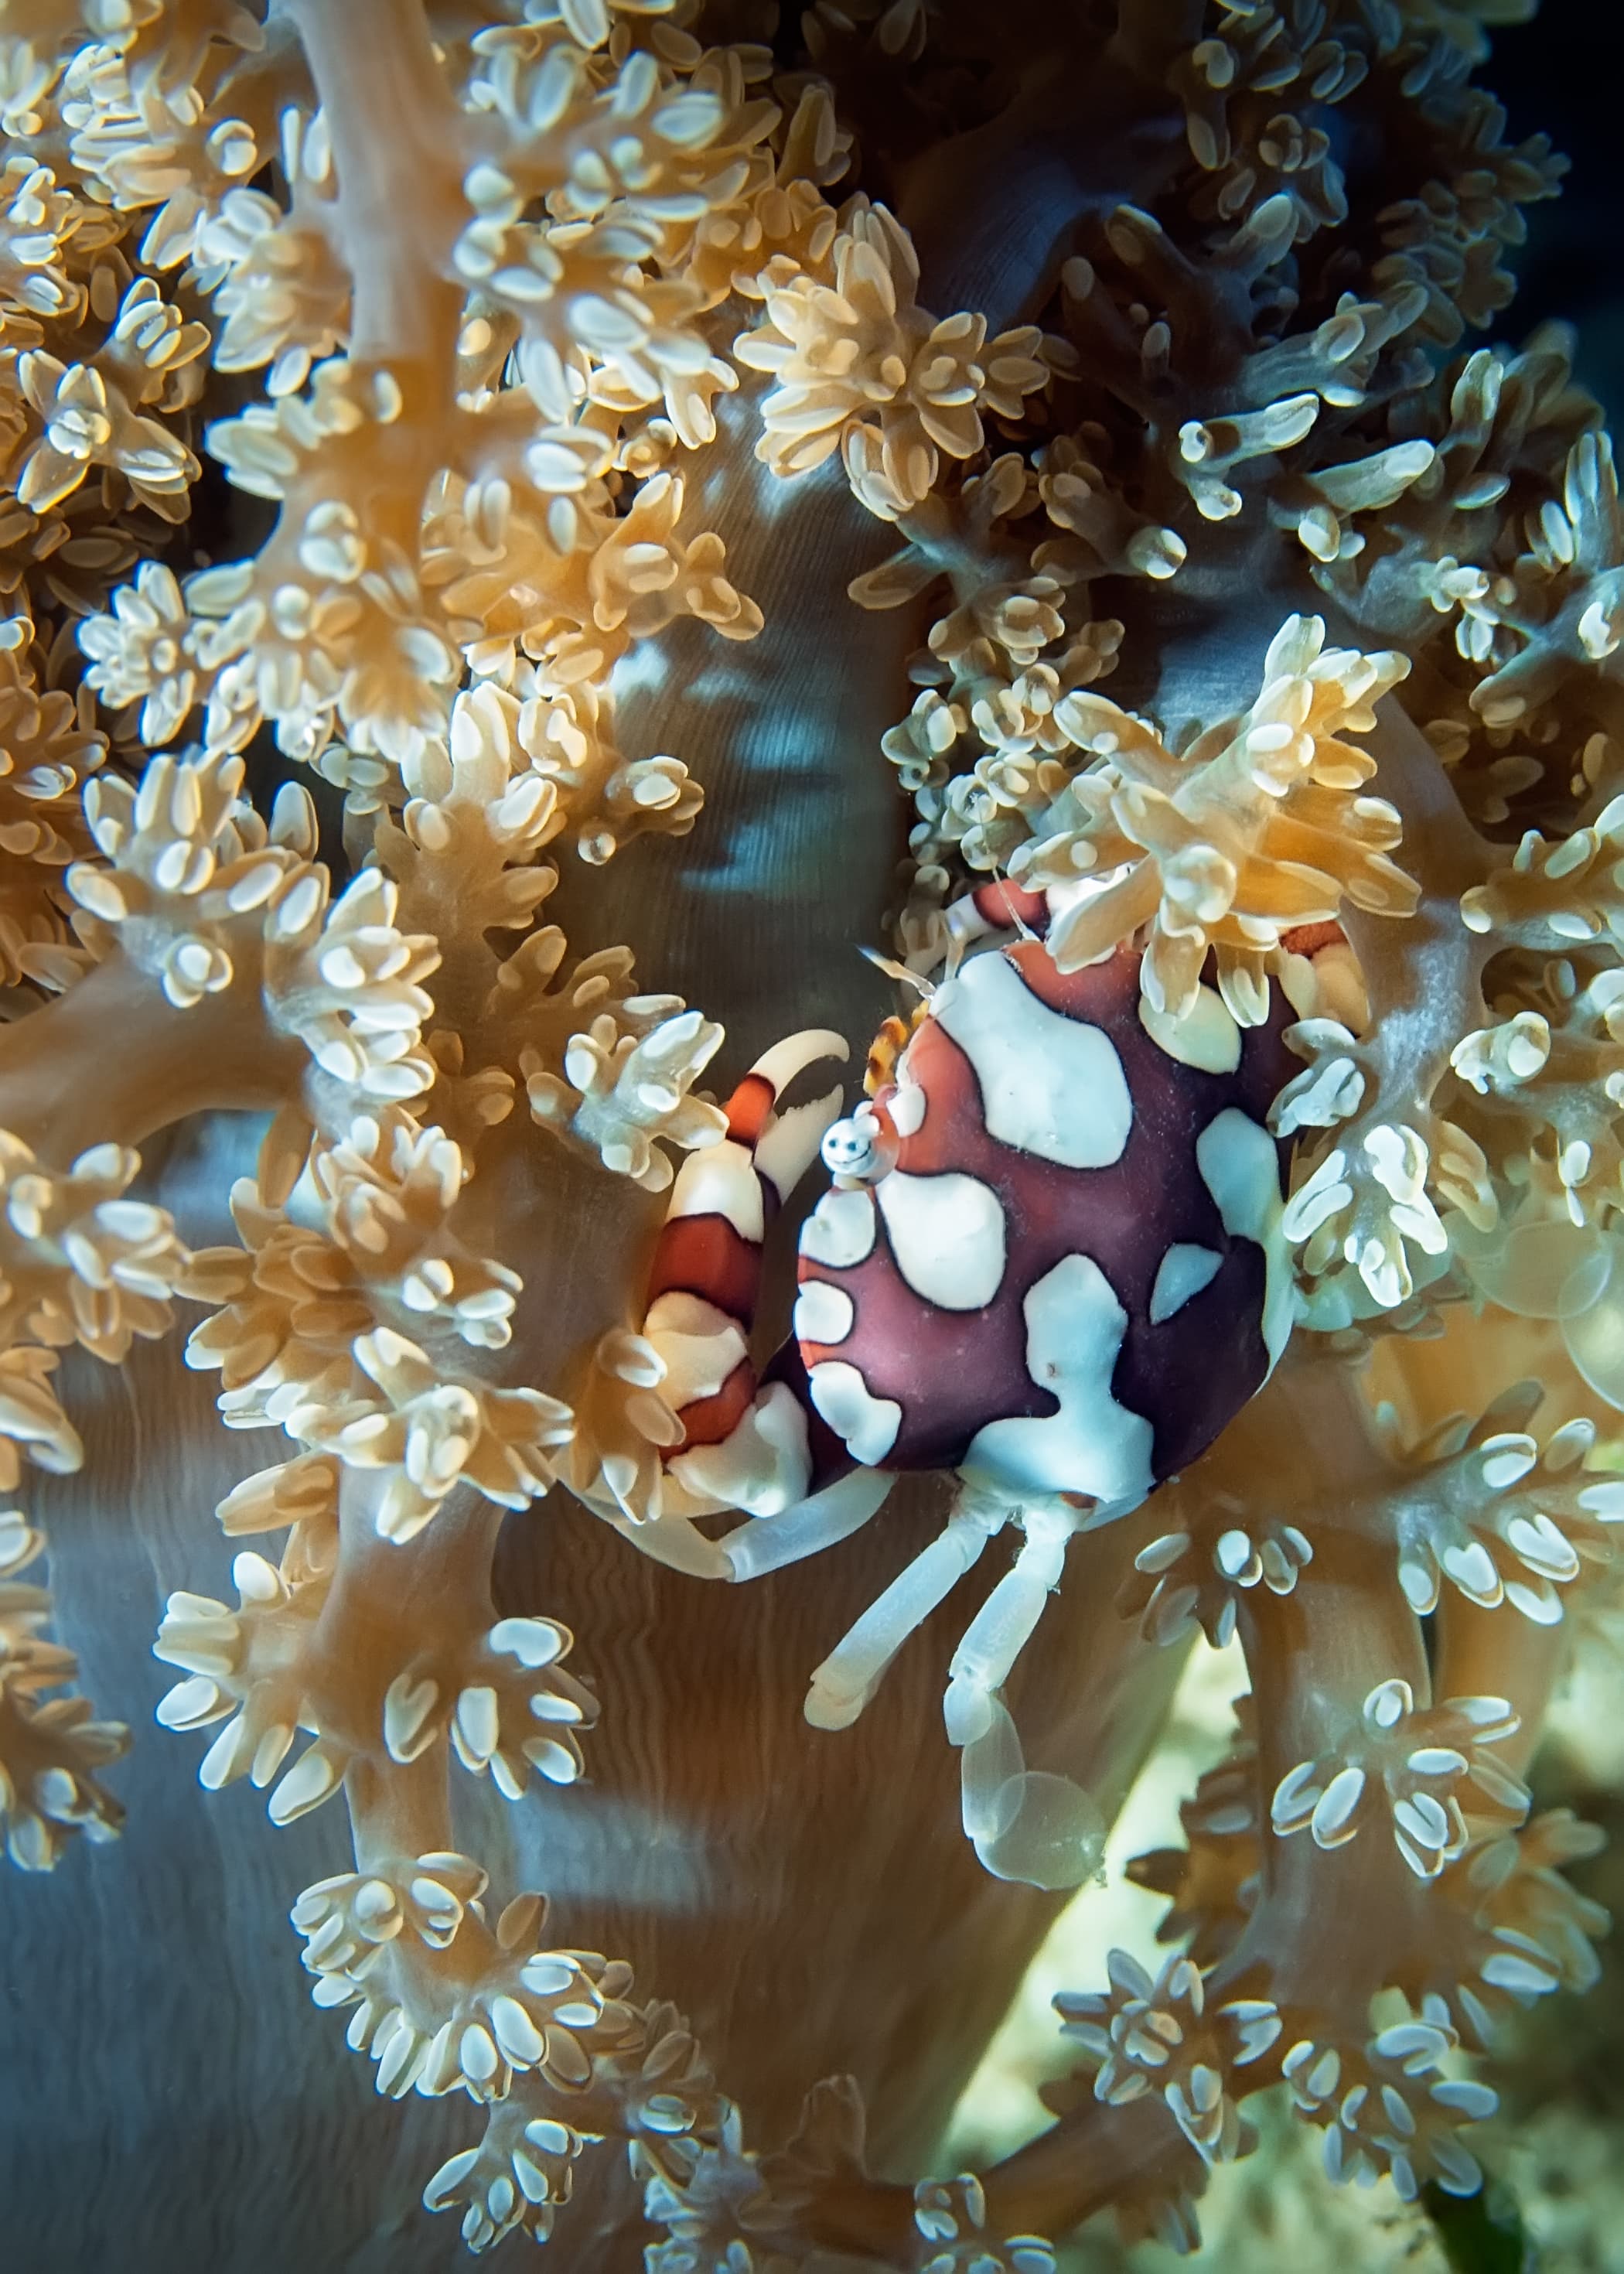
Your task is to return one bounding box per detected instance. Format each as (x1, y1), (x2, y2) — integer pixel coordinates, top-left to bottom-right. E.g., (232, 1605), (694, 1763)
(720, 1465), (896, 1582)
(942, 1501), (1085, 1744)
(935, 1503), (1107, 1890)
(641, 1028), (848, 1518)
(803, 1500), (1010, 1730)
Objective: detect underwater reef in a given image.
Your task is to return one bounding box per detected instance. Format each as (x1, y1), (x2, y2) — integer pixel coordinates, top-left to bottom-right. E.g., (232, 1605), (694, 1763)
(3, 0), (1624, 2266)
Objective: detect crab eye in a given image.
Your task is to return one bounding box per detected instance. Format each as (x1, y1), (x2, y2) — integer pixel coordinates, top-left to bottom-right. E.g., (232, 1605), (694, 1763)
(821, 1104), (896, 1185)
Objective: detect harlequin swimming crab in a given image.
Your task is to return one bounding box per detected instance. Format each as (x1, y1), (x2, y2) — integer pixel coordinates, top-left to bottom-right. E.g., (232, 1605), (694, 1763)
(595, 881), (1306, 1887)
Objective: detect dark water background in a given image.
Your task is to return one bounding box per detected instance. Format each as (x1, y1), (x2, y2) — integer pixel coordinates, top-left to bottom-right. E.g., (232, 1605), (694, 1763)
(1487, 0), (1624, 418)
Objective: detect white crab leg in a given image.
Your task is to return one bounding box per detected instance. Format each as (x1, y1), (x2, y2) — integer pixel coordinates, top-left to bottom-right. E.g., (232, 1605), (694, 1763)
(803, 1503), (1008, 1731)
(930, 1504), (1104, 1891)
(721, 1466), (895, 1583)
(942, 1501), (1083, 1745)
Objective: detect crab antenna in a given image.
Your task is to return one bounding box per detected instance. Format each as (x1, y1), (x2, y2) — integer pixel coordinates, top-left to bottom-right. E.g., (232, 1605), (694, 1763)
(990, 862), (1039, 944)
(859, 944), (937, 997)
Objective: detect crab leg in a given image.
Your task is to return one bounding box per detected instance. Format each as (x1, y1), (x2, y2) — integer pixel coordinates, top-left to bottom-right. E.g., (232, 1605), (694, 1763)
(921, 1504), (1107, 1891)
(803, 1497), (1011, 1729)
(943, 1501), (1084, 1743)
(719, 1464), (895, 1581)
(640, 1029), (848, 1518)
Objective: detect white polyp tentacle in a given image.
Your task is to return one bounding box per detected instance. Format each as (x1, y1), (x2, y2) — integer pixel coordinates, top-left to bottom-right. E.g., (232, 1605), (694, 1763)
(721, 1466), (896, 1582)
(600, 1510), (732, 1581)
(668, 1378), (814, 1515)
(943, 1501), (1083, 1743)
(803, 1503), (1008, 1731)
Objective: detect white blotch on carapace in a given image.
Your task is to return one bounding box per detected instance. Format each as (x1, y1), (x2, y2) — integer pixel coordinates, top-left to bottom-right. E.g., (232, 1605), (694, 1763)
(875, 1169), (1007, 1311)
(793, 1279), (855, 1346)
(1148, 1242), (1224, 1323)
(889, 1073), (927, 1136)
(808, 1360), (902, 1464)
(961, 1253), (1154, 1511)
(1196, 1108), (1293, 1370)
(1138, 983), (1242, 1075)
(930, 951), (1133, 1169)
(800, 1185), (878, 1268)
